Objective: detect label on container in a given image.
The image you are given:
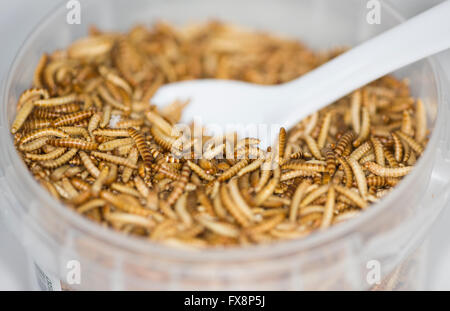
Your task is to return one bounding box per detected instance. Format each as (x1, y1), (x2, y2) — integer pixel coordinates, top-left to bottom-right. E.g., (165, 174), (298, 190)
(34, 262), (62, 291)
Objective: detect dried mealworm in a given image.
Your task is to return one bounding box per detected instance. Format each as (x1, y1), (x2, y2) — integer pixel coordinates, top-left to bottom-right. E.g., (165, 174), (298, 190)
(52, 110), (94, 127)
(334, 131), (355, 156)
(122, 147), (138, 183)
(11, 101), (35, 134)
(40, 148), (78, 169)
(25, 147), (66, 161)
(370, 137), (385, 166)
(303, 134), (323, 160)
(33, 93), (77, 107)
(365, 162), (413, 177)
(91, 151), (137, 169)
(336, 156), (353, 188)
(395, 131), (424, 155)
(353, 107), (370, 147)
(48, 138), (98, 150)
(20, 128), (69, 145)
(217, 159), (249, 182)
(347, 157), (368, 199)
(98, 137), (134, 151)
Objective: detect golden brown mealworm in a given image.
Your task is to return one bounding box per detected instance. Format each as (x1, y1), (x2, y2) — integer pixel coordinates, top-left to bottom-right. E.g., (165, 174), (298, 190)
(336, 156), (353, 188)
(365, 161), (413, 177)
(289, 179), (312, 222)
(281, 161), (326, 172)
(97, 85), (130, 112)
(320, 186), (335, 229)
(383, 147), (399, 168)
(40, 148), (78, 169)
(92, 128), (130, 137)
(317, 112), (332, 149)
(11, 101), (35, 134)
(370, 137), (385, 166)
(334, 131), (355, 156)
(220, 184), (249, 227)
(52, 110), (94, 127)
(187, 161), (215, 181)
(395, 131), (424, 155)
(391, 132), (403, 162)
(351, 90), (361, 134)
(415, 99), (427, 143)
(91, 151), (137, 169)
(347, 157), (368, 199)
(278, 127), (286, 163)
(98, 137), (134, 151)
(22, 118), (53, 131)
(146, 110), (175, 137)
(237, 159), (264, 177)
(79, 151), (100, 178)
(20, 128), (68, 145)
(196, 214), (239, 238)
(334, 185), (367, 209)
(48, 138), (98, 150)
(25, 147), (66, 161)
(303, 134), (323, 160)
(217, 159), (249, 182)
(122, 147), (138, 183)
(349, 141), (371, 161)
(128, 128), (153, 169)
(353, 107), (370, 147)
(34, 93), (77, 107)
(228, 177), (254, 220)
(401, 110), (414, 137)
(165, 163), (190, 207)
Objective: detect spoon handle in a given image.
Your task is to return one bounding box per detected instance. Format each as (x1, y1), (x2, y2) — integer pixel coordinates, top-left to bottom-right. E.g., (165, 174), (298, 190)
(277, 0), (450, 129)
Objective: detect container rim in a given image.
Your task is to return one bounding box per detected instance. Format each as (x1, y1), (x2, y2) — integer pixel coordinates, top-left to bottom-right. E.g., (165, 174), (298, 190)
(1, 0), (446, 262)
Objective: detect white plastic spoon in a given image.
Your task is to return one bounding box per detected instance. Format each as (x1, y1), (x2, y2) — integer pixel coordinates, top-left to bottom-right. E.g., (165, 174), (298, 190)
(152, 0), (450, 142)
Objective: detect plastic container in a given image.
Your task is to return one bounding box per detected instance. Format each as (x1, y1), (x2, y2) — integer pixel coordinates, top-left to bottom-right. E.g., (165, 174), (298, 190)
(1, 0), (449, 290)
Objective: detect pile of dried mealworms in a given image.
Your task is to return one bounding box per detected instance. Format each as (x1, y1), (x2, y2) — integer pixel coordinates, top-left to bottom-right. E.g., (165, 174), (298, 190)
(10, 22), (429, 248)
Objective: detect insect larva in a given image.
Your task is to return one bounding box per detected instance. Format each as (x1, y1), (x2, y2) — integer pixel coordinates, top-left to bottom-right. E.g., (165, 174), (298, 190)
(121, 147), (138, 183)
(395, 131), (424, 155)
(365, 161), (413, 177)
(91, 151), (137, 169)
(11, 101), (35, 134)
(334, 185), (367, 209)
(317, 112), (332, 149)
(165, 163), (190, 207)
(100, 191), (154, 217)
(196, 214), (240, 238)
(367, 176), (387, 187)
(336, 156), (353, 188)
(151, 126), (177, 152)
(79, 151), (100, 178)
(98, 85), (130, 112)
(278, 127), (286, 163)
(349, 141), (371, 161)
(281, 162), (326, 172)
(351, 90), (361, 134)
(98, 137), (134, 151)
(280, 170), (318, 182)
(289, 150), (304, 160)
(303, 134), (323, 160)
(146, 110), (175, 137)
(40, 148), (78, 169)
(334, 131), (355, 156)
(88, 112), (102, 135)
(289, 179), (312, 222)
(173, 193), (192, 226)
(401, 110), (414, 137)
(92, 129), (130, 137)
(18, 137), (49, 152)
(76, 199), (106, 214)
(246, 213), (285, 236)
(347, 157), (368, 199)
(237, 159), (264, 177)
(99, 66), (132, 95)
(48, 138), (98, 150)
(34, 93), (77, 107)
(415, 99), (427, 143)
(320, 186), (335, 229)
(127, 128), (153, 169)
(52, 110), (94, 127)
(391, 132), (403, 163)
(254, 167), (280, 206)
(187, 161), (215, 181)
(401, 138), (411, 163)
(17, 88), (49, 112)
(20, 128), (69, 145)
(61, 177), (79, 199)
(110, 182), (141, 198)
(70, 177), (90, 192)
(203, 144), (225, 160)
(383, 147), (399, 168)
(25, 147), (66, 161)
(22, 118), (53, 131)
(220, 184), (249, 227)
(155, 163), (181, 180)
(300, 184), (329, 208)
(332, 210), (361, 224)
(98, 104), (111, 129)
(218, 159), (249, 182)
(370, 137), (385, 166)
(228, 177), (254, 220)
(353, 107), (370, 147)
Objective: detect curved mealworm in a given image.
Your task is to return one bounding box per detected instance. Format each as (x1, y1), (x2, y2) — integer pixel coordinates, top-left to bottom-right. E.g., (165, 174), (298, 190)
(353, 107), (370, 147)
(320, 186), (335, 229)
(11, 101), (35, 134)
(34, 93), (77, 107)
(365, 161), (413, 177)
(370, 137), (385, 166)
(401, 110), (414, 137)
(228, 177), (254, 220)
(220, 183), (249, 227)
(100, 191), (155, 217)
(91, 151), (137, 169)
(254, 167), (280, 206)
(22, 119), (53, 131)
(196, 214), (239, 238)
(98, 137), (134, 151)
(128, 128), (153, 168)
(303, 134), (323, 160)
(79, 151), (100, 178)
(40, 148), (78, 169)
(334, 131), (355, 156)
(281, 161), (326, 172)
(97, 85), (130, 112)
(217, 159), (249, 182)
(278, 127), (286, 163)
(289, 150), (304, 160)
(25, 147), (66, 161)
(349, 141), (371, 161)
(88, 112), (102, 135)
(300, 184), (329, 208)
(237, 159), (264, 177)
(186, 161), (215, 181)
(52, 110), (94, 127)
(351, 90), (361, 134)
(20, 128), (69, 145)
(383, 147), (399, 168)
(92, 128), (130, 137)
(395, 131), (424, 155)
(121, 147), (138, 183)
(146, 110), (175, 137)
(289, 179), (311, 222)
(336, 156), (353, 188)
(48, 138), (98, 150)
(334, 185), (367, 209)
(165, 163), (190, 207)
(317, 112), (332, 149)
(99, 66), (132, 95)
(415, 99), (427, 143)
(280, 170), (318, 182)
(391, 132), (403, 163)
(347, 157), (368, 199)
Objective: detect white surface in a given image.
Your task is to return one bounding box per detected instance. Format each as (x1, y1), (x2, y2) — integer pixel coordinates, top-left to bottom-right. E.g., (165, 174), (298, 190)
(0, 0), (449, 290)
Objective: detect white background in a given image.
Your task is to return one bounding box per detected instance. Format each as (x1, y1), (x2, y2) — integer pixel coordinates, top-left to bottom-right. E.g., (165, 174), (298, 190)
(0, 0), (449, 290)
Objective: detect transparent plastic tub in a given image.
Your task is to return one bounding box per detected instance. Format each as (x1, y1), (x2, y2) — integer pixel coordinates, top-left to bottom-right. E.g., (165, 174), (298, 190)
(1, 0), (450, 290)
